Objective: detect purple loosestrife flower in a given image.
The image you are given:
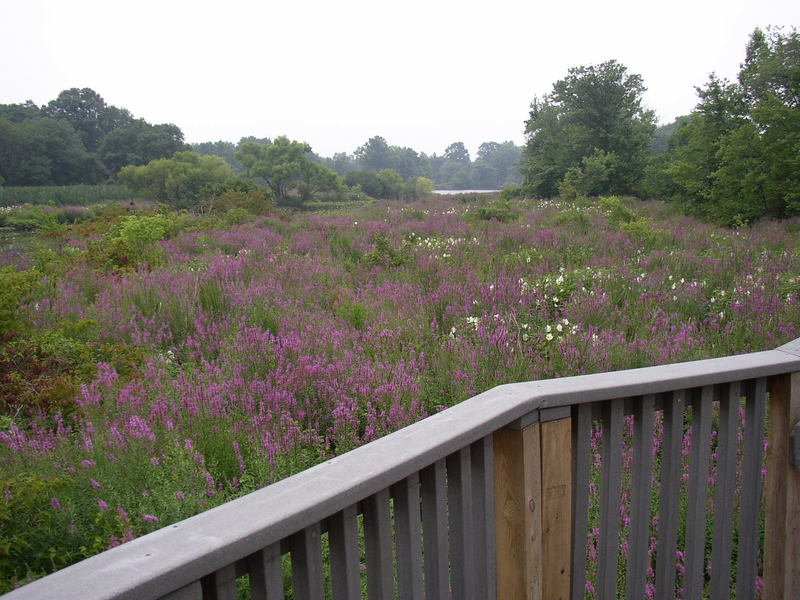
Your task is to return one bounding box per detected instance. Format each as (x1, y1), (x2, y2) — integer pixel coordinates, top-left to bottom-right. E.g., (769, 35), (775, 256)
(142, 514), (158, 522)
(90, 479), (101, 489)
(98, 499), (109, 511)
(51, 497), (62, 510)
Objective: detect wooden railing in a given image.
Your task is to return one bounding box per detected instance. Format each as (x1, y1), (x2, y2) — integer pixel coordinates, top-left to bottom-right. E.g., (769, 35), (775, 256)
(4, 338), (800, 599)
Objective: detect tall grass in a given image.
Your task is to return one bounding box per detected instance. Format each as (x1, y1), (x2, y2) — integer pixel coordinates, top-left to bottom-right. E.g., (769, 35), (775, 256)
(0, 185), (150, 207)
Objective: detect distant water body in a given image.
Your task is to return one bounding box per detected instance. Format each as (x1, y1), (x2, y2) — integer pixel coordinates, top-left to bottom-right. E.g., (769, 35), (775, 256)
(432, 189), (500, 195)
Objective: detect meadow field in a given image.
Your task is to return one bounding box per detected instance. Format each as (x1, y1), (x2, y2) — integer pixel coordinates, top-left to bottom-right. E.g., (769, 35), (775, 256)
(0, 195), (798, 593)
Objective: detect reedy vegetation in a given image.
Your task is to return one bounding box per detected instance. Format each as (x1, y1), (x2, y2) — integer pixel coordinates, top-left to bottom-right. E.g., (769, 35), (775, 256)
(0, 195), (798, 591)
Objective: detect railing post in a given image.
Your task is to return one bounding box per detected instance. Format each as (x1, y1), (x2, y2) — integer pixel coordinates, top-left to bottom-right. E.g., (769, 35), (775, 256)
(539, 409), (573, 600)
(493, 410), (572, 600)
(764, 372), (800, 599)
(494, 420), (542, 599)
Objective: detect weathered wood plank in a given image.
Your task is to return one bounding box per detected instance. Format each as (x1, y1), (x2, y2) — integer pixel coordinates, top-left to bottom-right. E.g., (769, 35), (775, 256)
(290, 524), (324, 599)
(570, 403), (592, 600)
(655, 390), (685, 600)
(683, 386), (714, 600)
(363, 489), (393, 600)
(540, 416), (572, 600)
(494, 423), (542, 600)
(709, 382), (740, 599)
(201, 564), (236, 600)
(421, 460), (449, 599)
(598, 399), (624, 599)
(248, 543), (284, 600)
(625, 395), (655, 600)
(764, 372), (800, 599)
(161, 581), (203, 600)
(392, 474), (423, 600)
(328, 506), (360, 600)
(736, 378), (767, 600)
(470, 435), (496, 599)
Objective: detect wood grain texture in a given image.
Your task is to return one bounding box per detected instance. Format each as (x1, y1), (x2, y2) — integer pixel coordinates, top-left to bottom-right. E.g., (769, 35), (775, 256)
(540, 417), (572, 600)
(493, 423), (542, 600)
(764, 372), (800, 599)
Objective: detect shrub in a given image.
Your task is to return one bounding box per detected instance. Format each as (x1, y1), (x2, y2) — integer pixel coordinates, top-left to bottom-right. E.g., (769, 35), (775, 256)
(470, 199), (519, 222)
(599, 195), (637, 225)
(0, 267), (36, 340)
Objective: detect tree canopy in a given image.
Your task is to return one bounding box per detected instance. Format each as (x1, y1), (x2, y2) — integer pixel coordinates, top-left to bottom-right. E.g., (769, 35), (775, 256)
(521, 60), (656, 198)
(0, 88), (187, 187)
(236, 137), (343, 206)
(657, 27), (800, 224)
(118, 151), (232, 210)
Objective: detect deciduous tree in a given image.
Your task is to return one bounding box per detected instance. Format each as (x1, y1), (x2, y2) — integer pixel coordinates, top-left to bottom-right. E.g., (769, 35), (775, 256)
(521, 60), (655, 197)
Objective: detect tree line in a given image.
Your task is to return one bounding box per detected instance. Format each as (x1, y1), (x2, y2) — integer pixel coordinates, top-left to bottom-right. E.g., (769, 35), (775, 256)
(2, 26), (796, 223)
(0, 88), (186, 186)
(518, 26), (799, 225)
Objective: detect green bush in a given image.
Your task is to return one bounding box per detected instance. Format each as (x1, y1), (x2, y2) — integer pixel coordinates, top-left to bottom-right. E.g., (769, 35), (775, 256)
(599, 195), (637, 225)
(470, 199), (519, 222)
(90, 214), (172, 268)
(0, 267), (36, 340)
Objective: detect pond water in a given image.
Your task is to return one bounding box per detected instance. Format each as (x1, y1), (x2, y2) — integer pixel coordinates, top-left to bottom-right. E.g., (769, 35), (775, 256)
(433, 189), (501, 195)
(0, 230), (44, 267)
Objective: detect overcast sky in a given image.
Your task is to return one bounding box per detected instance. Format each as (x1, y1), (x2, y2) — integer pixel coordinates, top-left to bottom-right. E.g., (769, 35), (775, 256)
(1, 0), (798, 158)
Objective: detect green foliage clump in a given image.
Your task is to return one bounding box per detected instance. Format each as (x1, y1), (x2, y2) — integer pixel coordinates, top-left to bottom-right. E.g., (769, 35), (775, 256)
(0, 267), (37, 340)
(554, 206), (592, 232)
(599, 196), (637, 225)
(90, 213), (173, 268)
(619, 217), (669, 249)
(0, 205), (58, 232)
(362, 234), (411, 268)
(521, 60), (655, 198)
(118, 152), (232, 211)
(654, 27), (800, 224)
(0, 185), (144, 208)
(558, 149), (617, 200)
(0, 330), (100, 414)
(236, 137), (343, 207)
(470, 199), (519, 222)
(200, 179), (274, 217)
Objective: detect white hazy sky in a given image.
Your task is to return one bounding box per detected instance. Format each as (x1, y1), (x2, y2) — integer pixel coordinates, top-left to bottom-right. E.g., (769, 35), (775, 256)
(1, 0), (798, 158)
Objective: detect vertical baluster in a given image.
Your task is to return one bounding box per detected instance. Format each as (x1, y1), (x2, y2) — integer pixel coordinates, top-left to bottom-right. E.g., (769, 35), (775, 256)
(655, 390), (685, 599)
(447, 446), (474, 600)
(710, 382), (741, 598)
(470, 435), (496, 599)
(201, 564), (237, 600)
(683, 386), (714, 599)
(421, 460), (449, 599)
(329, 505), (360, 600)
(571, 403), (592, 600)
(393, 473), (423, 599)
(626, 395), (655, 600)
(597, 398), (624, 599)
(363, 488), (393, 600)
(736, 378), (765, 599)
(249, 542), (285, 600)
(290, 523), (324, 599)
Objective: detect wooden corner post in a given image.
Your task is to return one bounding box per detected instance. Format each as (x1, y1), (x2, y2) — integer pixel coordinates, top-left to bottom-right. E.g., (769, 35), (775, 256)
(764, 372), (800, 599)
(493, 409), (573, 600)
